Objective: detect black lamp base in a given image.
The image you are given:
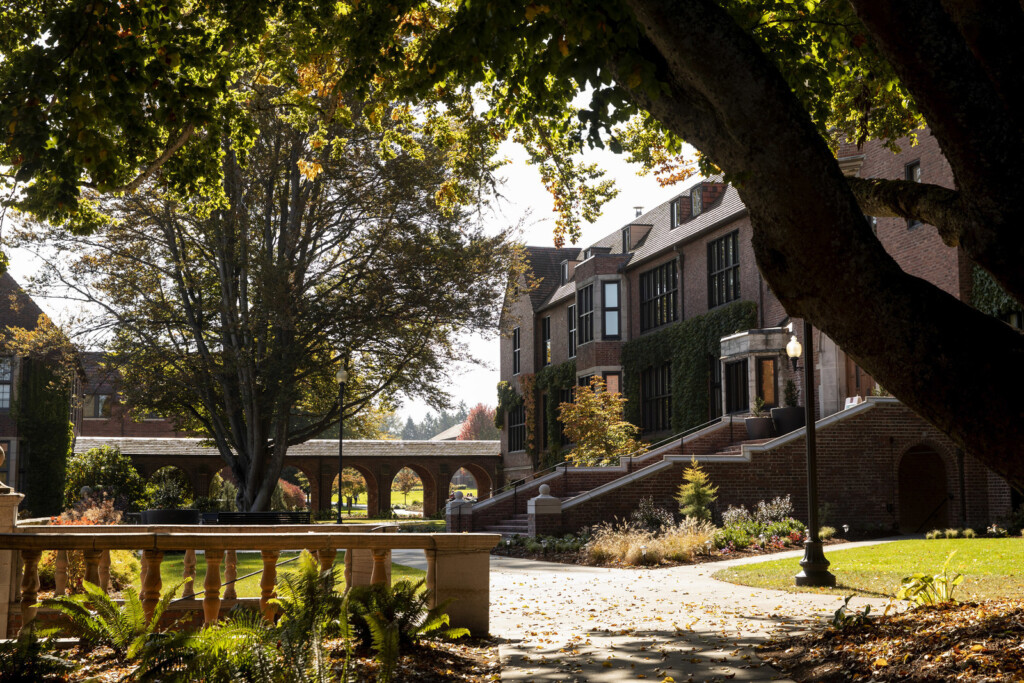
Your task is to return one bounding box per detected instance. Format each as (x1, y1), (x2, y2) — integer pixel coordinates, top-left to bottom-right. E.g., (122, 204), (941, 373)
(794, 539), (836, 587)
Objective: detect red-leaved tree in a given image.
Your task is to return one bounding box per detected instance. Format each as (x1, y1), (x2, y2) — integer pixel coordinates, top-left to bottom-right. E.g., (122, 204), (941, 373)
(458, 403), (500, 441)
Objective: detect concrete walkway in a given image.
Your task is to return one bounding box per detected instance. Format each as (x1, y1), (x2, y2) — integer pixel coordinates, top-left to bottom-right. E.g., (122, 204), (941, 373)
(396, 539), (898, 682)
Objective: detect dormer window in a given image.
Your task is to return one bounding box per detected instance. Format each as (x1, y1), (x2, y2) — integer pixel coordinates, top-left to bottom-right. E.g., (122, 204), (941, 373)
(560, 260), (569, 284)
(670, 199), (682, 229)
(691, 186), (703, 217)
(582, 248), (592, 260)
(621, 227), (631, 253)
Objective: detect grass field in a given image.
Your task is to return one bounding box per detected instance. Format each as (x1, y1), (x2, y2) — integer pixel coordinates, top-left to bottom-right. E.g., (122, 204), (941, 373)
(714, 538), (1024, 600)
(143, 551), (426, 598)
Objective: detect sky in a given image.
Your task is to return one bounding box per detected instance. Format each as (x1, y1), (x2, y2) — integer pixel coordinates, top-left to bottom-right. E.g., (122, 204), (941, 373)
(3, 137), (695, 427)
(397, 140), (692, 424)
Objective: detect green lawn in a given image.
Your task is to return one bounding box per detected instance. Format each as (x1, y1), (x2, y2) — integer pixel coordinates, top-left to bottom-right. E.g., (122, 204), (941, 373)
(714, 539), (1024, 600)
(144, 551), (426, 598)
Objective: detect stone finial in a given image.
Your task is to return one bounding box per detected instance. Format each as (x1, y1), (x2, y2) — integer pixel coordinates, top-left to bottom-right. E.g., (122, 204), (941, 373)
(538, 484), (553, 498)
(454, 490), (464, 501)
(528, 483), (562, 515)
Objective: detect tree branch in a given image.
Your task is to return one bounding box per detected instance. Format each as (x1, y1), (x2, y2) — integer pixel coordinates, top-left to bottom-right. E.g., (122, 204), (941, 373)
(846, 177), (963, 245)
(114, 124), (196, 194)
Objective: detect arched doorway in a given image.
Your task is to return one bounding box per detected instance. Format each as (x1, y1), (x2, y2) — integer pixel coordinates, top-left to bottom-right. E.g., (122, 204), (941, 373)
(277, 466), (311, 511)
(898, 445), (950, 533)
(391, 466), (424, 517)
(458, 463), (493, 501)
(333, 467), (371, 518)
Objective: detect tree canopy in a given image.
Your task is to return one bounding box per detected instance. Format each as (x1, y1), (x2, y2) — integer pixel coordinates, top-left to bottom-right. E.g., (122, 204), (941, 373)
(3, 1), (1023, 487)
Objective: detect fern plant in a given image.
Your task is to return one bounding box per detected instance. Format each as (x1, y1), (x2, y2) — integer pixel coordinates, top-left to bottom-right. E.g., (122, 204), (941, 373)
(0, 624), (76, 682)
(41, 580), (180, 661)
(349, 578), (469, 651)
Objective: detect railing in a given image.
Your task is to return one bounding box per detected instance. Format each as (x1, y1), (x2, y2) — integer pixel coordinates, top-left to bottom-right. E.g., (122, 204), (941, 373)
(0, 526), (499, 636)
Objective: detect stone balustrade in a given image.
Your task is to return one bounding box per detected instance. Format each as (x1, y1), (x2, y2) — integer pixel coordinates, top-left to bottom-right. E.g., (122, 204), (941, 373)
(0, 522), (499, 638)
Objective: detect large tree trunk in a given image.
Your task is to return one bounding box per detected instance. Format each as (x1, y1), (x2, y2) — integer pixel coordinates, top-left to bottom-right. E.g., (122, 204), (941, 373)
(619, 0), (1024, 489)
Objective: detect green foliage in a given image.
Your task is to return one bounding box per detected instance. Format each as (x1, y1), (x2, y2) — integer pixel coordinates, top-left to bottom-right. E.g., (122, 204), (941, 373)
(831, 595), (873, 630)
(559, 377), (645, 467)
(42, 580), (179, 661)
(750, 396), (767, 418)
(972, 266), (1021, 318)
(676, 458), (717, 521)
(494, 381), (523, 430)
(819, 525), (836, 541)
(348, 579), (469, 654)
(944, 528), (961, 539)
(0, 624), (75, 683)
(145, 467), (194, 510)
(896, 551), (964, 607)
(621, 302), (758, 430)
(963, 528), (977, 539)
(534, 360), (577, 465)
(12, 358), (73, 517)
(783, 380), (799, 408)
(714, 525), (754, 550)
(63, 445), (148, 512)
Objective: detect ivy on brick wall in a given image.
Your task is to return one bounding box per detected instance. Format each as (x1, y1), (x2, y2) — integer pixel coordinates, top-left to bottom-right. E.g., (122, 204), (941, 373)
(621, 301), (757, 432)
(13, 358), (74, 517)
(534, 359), (576, 467)
(520, 373), (538, 460)
(494, 380), (523, 430)
(972, 266), (1021, 318)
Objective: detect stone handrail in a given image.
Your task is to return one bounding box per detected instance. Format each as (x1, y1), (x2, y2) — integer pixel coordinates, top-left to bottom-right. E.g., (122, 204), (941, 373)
(0, 527), (499, 637)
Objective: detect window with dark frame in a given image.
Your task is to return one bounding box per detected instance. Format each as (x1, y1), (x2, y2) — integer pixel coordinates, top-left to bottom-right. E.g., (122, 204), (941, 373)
(512, 327), (521, 375)
(567, 304), (577, 358)
(0, 358), (11, 410)
(691, 186), (703, 217)
(708, 354), (723, 420)
(560, 260), (569, 284)
(724, 359), (749, 414)
(756, 357), (777, 408)
(707, 231), (740, 308)
(578, 285), (594, 344)
(578, 374), (594, 388)
(508, 405), (526, 452)
(906, 161), (922, 228)
(84, 393), (113, 418)
(622, 227), (631, 253)
(639, 261), (678, 332)
(641, 363), (672, 433)
(602, 281), (620, 339)
(541, 316), (551, 366)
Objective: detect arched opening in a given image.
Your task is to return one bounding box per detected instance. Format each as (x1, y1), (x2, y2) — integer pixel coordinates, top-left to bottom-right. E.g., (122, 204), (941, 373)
(391, 466), (424, 517)
(275, 466), (310, 511)
(332, 467), (371, 518)
(205, 469), (239, 512)
(449, 467), (479, 501)
(457, 463), (493, 501)
(147, 466), (194, 510)
(898, 445), (950, 534)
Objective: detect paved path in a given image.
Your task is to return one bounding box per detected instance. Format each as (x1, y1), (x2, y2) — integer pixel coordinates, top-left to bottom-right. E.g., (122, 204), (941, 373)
(398, 539), (897, 682)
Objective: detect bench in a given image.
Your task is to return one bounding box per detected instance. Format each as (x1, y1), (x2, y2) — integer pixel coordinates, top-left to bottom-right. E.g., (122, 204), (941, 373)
(201, 511), (312, 525)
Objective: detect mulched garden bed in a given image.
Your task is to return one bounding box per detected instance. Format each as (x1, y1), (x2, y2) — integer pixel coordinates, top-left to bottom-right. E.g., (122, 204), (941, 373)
(759, 598), (1024, 681)
(491, 537), (849, 568)
(58, 636), (500, 682)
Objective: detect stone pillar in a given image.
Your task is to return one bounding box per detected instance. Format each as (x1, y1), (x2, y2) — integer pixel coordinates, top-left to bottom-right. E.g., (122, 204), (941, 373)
(427, 546), (492, 635)
(445, 491), (474, 532)
(0, 485), (24, 638)
(527, 484), (563, 537)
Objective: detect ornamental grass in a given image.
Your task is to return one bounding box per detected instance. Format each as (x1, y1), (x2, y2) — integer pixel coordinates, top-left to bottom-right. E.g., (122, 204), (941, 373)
(584, 518), (716, 566)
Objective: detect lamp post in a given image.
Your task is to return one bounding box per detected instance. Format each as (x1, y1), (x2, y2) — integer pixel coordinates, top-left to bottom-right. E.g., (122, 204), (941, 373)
(336, 365), (348, 525)
(788, 322), (835, 587)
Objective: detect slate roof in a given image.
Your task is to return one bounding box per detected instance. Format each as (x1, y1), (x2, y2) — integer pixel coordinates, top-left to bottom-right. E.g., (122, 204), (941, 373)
(535, 179), (747, 311)
(428, 422), (464, 441)
(73, 437), (501, 458)
(0, 273), (47, 331)
(523, 246), (581, 311)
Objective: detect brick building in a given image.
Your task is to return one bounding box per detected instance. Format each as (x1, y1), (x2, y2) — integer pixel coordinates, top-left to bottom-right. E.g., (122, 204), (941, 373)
(494, 130), (1018, 532)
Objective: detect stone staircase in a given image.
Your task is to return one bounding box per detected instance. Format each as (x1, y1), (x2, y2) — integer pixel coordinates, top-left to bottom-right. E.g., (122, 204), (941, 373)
(483, 512), (529, 536)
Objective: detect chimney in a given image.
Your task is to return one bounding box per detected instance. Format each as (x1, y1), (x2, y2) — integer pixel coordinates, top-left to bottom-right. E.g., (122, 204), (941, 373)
(634, 206), (644, 218)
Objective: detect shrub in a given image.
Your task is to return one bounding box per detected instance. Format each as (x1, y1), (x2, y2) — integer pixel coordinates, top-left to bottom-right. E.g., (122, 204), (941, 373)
(925, 530), (940, 540)
(630, 497), (675, 532)
(676, 458), (717, 521)
(944, 528), (961, 539)
(145, 468), (193, 510)
(819, 525), (836, 541)
(721, 504), (751, 527)
(583, 518), (715, 565)
(754, 495), (794, 526)
(714, 525), (754, 550)
(963, 528), (977, 539)
(986, 524), (1008, 538)
(63, 445), (147, 512)
(39, 497), (138, 593)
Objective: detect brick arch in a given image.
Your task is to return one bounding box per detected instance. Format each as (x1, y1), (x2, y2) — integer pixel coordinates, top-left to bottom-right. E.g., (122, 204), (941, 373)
(147, 464), (196, 498)
(895, 440), (957, 533)
(388, 463), (437, 516)
(334, 465), (377, 516)
(454, 463), (494, 500)
(281, 464), (316, 511)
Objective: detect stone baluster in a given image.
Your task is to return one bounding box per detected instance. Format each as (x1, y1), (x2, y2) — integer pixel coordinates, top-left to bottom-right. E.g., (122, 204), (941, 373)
(54, 550), (68, 596)
(182, 549), (196, 598)
(317, 549), (337, 571)
(83, 549), (102, 590)
(98, 549), (111, 592)
(203, 549), (223, 625)
(370, 549), (388, 586)
(139, 550), (148, 589)
(424, 548), (436, 596)
(259, 550), (279, 621)
(223, 550), (237, 600)
(19, 549), (41, 632)
(140, 550), (164, 622)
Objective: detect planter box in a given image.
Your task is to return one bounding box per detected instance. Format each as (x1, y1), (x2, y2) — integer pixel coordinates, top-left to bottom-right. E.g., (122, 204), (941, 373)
(770, 406), (805, 435)
(744, 416), (774, 439)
